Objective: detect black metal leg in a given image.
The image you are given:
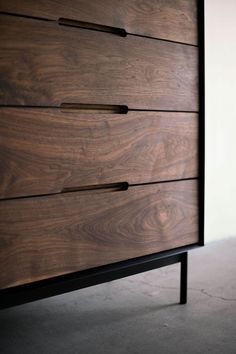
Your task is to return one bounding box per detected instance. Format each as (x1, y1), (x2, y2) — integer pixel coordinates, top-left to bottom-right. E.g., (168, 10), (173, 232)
(180, 252), (188, 304)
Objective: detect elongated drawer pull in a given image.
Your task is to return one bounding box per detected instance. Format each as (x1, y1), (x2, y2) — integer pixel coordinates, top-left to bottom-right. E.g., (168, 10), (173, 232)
(58, 18), (127, 37)
(60, 103), (128, 114)
(61, 182), (129, 193)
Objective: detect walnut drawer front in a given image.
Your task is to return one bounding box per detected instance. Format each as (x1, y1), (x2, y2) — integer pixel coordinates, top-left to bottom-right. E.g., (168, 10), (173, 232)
(0, 0), (198, 45)
(0, 108), (198, 199)
(0, 15), (198, 111)
(0, 180), (198, 289)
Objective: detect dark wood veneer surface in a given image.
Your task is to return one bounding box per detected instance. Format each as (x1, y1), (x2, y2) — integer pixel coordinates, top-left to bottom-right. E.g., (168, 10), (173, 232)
(0, 0), (203, 305)
(0, 15), (198, 111)
(0, 108), (198, 199)
(0, 180), (198, 289)
(0, 0), (198, 45)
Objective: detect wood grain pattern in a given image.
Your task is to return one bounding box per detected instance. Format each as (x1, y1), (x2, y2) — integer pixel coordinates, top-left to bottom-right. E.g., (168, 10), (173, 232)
(0, 15), (198, 111)
(0, 108), (198, 199)
(0, 180), (198, 289)
(0, 0), (198, 45)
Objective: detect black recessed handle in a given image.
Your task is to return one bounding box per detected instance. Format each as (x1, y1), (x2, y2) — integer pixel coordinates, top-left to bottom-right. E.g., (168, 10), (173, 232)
(60, 103), (128, 114)
(61, 182), (129, 194)
(58, 18), (127, 37)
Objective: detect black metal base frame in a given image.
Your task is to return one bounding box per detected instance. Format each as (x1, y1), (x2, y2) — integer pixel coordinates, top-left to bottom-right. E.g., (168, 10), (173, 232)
(0, 246), (197, 310)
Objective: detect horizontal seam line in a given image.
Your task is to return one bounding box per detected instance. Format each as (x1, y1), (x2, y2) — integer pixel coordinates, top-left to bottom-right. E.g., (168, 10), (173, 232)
(0, 178), (198, 202)
(0, 11), (53, 22)
(130, 177), (198, 188)
(128, 32), (198, 47)
(0, 105), (199, 114)
(0, 11), (198, 47)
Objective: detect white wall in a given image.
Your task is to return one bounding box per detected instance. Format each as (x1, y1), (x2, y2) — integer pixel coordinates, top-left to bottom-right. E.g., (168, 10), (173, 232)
(205, 0), (236, 241)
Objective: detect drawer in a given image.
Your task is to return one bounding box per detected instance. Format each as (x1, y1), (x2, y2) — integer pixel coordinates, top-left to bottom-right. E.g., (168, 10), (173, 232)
(0, 0), (198, 45)
(0, 15), (198, 111)
(0, 108), (198, 199)
(0, 180), (198, 289)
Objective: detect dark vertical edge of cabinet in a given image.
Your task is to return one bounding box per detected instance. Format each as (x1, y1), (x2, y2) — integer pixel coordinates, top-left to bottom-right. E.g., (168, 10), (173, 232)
(198, 0), (205, 246)
(0, 1), (205, 309)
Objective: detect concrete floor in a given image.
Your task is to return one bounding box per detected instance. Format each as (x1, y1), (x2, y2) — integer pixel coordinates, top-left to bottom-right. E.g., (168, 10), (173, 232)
(1, 238), (236, 354)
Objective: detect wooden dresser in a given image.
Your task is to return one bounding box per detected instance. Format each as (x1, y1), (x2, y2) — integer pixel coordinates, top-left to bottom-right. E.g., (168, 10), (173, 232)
(0, 0), (204, 308)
